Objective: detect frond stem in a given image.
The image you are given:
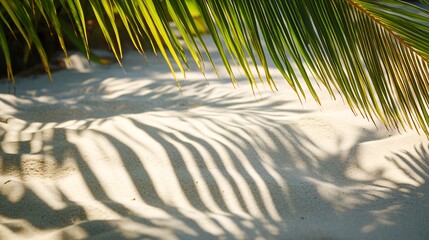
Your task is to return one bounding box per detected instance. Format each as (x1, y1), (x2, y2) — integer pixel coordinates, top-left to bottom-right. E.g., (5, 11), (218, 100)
(346, 0), (429, 63)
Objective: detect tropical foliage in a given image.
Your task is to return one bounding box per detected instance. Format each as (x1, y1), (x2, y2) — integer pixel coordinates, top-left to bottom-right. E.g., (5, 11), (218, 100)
(0, 0), (428, 136)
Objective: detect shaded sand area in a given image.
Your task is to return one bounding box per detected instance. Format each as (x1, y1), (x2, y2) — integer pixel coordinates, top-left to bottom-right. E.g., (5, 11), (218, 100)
(0, 37), (428, 239)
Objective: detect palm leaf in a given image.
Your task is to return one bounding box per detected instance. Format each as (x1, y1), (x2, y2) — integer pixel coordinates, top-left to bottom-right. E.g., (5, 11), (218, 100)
(0, 0), (51, 81)
(59, 0), (89, 57)
(0, 0), (428, 136)
(195, 0), (429, 135)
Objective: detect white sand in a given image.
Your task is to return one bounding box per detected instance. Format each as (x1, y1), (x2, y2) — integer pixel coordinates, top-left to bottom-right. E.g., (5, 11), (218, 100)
(1, 37), (428, 240)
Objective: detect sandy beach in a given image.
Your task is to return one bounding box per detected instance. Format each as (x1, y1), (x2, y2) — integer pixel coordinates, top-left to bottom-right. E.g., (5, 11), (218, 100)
(1, 36), (428, 239)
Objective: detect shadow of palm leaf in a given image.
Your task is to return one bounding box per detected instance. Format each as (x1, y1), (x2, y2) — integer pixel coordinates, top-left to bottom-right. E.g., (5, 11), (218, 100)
(0, 50), (428, 239)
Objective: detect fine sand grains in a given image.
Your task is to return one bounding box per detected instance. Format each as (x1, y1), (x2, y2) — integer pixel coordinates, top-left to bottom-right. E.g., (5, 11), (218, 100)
(1, 39), (428, 239)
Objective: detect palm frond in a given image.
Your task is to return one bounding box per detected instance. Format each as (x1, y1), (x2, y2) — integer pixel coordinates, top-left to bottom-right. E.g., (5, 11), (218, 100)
(196, 0), (429, 135)
(0, 0), (428, 136)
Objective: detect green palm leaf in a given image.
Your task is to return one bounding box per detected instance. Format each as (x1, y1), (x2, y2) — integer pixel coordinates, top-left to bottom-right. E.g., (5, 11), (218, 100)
(0, 0), (428, 136)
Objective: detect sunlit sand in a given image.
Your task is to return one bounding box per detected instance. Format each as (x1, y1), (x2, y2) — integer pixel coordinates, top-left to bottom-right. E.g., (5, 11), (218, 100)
(1, 37), (428, 239)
